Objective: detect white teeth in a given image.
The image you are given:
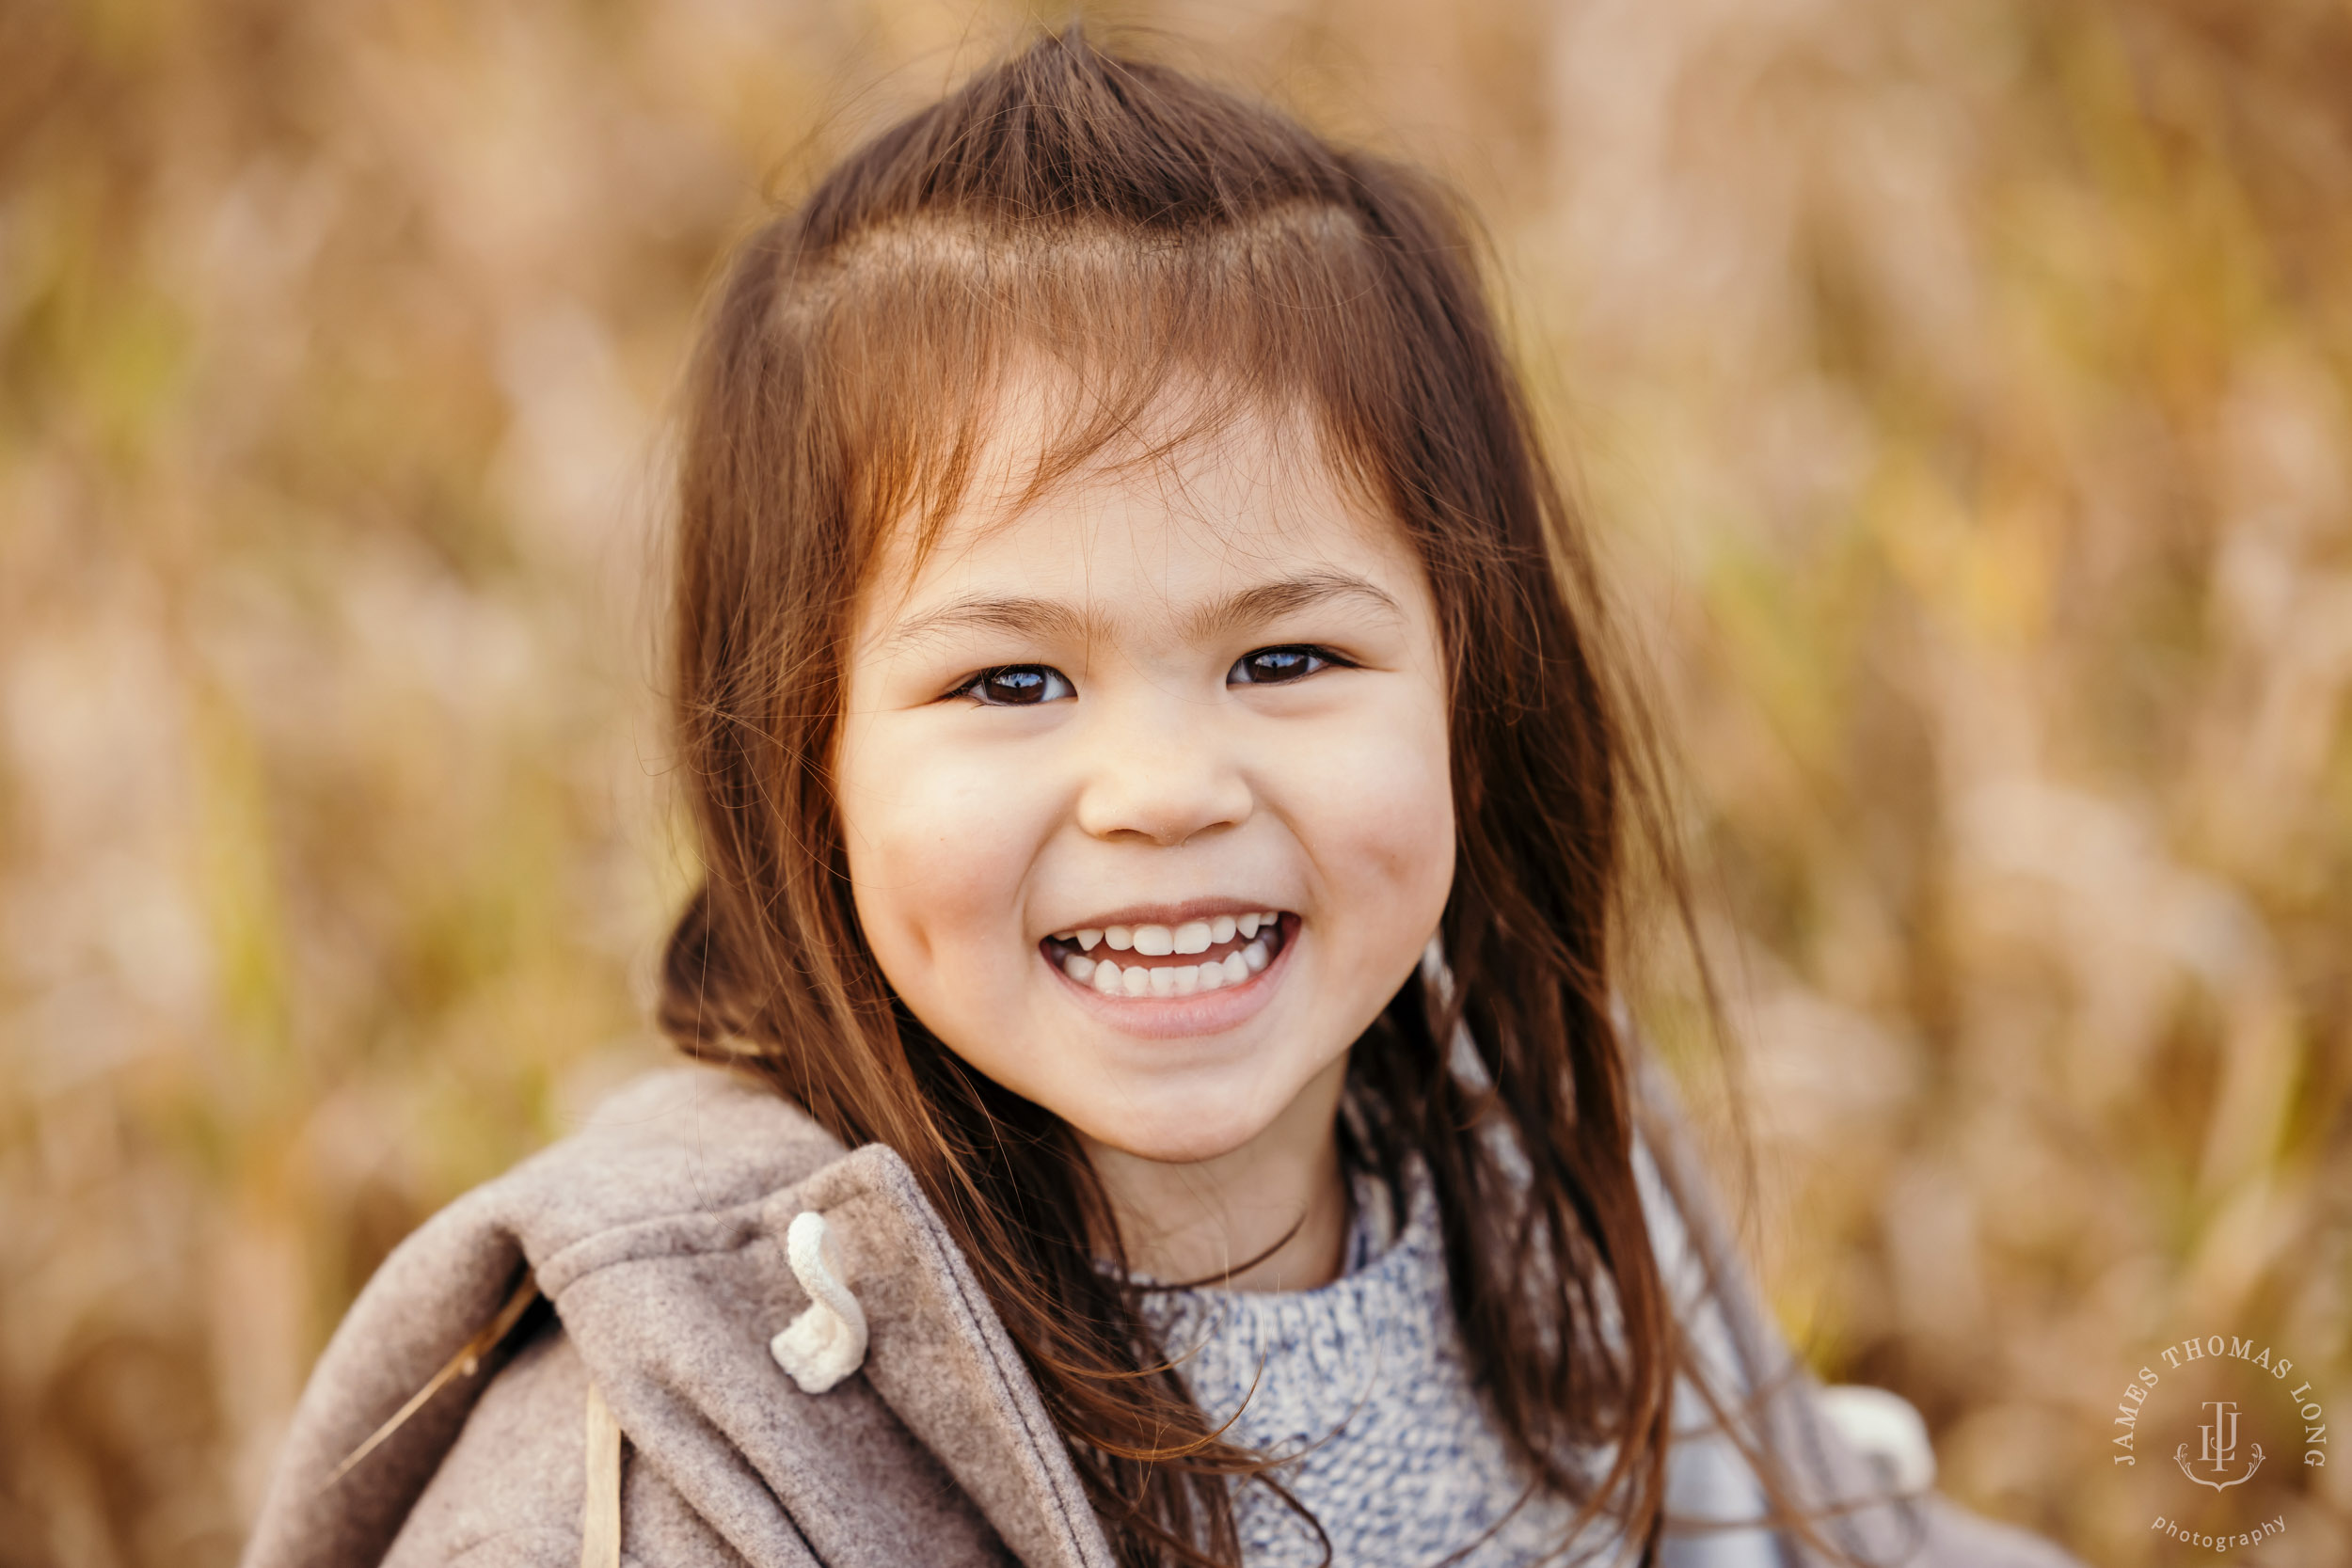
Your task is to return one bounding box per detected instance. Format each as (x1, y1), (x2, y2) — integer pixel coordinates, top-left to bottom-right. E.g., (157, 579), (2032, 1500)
(1069, 911), (1281, 997)
(1087, 956), (1233, 997)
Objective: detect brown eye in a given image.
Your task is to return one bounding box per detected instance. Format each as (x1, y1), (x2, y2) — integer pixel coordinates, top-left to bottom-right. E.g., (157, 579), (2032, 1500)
(961, 666), (1073, 705)
(1229, 646), (1339, 685)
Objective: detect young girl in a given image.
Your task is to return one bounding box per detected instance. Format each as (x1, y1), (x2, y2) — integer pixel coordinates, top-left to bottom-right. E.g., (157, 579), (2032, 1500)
(242, 32), (2079, 1568)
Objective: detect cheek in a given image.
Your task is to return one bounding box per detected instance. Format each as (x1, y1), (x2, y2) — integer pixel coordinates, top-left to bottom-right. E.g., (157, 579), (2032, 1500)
(1286, 694), (1455, 940)
(835, 721), (1054, 979)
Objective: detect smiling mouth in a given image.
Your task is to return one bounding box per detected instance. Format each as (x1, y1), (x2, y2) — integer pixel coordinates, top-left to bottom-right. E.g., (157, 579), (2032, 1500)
(1041, 912), (1294, 999)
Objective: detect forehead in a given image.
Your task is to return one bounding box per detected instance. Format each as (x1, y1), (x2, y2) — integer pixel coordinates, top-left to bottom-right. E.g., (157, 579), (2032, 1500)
(856, 376), (1422, 632)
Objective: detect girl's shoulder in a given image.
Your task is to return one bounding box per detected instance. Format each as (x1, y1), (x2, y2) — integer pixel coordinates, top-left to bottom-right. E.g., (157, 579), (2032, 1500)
(241, 1064), (1116, 1568)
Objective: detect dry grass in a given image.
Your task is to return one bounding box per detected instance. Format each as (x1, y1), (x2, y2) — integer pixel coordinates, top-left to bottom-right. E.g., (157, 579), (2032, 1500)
(2, 1), (2346, 1563)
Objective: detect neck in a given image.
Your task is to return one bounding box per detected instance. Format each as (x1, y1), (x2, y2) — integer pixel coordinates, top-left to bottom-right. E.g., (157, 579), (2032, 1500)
(1080, 1058), (1352, 1292)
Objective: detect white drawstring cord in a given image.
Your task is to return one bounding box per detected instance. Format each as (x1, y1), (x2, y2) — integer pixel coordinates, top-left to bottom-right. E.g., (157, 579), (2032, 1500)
(771, 1210), (869, 1394)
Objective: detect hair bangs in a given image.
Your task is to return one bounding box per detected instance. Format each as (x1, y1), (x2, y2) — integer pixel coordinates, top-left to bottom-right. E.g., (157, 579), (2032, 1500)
(778, 206), (1401, 584)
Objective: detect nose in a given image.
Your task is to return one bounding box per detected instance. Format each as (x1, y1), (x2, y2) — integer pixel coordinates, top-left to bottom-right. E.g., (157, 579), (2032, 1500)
(1071, 693), (1253, 847)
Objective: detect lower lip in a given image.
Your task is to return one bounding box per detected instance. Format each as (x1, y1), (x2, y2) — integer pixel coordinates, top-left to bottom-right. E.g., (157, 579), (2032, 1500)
(1044, 920), (1297, 1039)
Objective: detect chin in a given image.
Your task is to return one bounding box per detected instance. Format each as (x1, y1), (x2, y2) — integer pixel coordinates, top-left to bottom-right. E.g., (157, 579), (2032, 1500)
(1070, 1073), (1298, 1165)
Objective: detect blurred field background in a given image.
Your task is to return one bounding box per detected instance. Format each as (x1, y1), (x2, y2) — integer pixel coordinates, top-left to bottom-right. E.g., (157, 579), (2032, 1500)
(3, 0), (2349, 1562)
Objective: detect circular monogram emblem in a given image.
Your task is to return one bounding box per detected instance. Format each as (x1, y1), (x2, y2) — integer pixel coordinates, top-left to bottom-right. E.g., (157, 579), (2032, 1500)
(2111, 1334), (2327, 1555)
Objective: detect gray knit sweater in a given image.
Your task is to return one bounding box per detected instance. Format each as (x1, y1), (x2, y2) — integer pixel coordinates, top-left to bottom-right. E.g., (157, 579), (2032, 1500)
(1142, 1164), (1617, 1567)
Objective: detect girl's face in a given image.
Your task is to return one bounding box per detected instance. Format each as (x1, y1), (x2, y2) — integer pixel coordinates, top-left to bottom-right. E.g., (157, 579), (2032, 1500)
(834, 395), (1454, 1167)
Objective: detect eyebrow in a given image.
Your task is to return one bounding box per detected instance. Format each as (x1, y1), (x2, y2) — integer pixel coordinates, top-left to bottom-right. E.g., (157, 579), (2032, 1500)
(878, 595), (1102, 654)
(1183, 571), (1403, 641)
(877, 571), (1403, 654)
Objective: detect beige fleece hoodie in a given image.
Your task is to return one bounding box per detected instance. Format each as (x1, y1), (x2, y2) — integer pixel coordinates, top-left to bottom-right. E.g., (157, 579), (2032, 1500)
(238, 1065), (2080, 1568)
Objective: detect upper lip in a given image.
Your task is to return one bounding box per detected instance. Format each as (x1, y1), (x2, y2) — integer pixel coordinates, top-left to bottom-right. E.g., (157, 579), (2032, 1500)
(1044, 896), (1290, 933)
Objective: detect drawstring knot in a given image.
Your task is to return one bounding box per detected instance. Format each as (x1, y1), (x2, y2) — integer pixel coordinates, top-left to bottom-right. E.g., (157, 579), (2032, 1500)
(771, 1210), (868, 1393)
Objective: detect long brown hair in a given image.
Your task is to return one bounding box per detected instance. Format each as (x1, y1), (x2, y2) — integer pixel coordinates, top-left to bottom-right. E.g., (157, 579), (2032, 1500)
(660, 29), (1684, 1566)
